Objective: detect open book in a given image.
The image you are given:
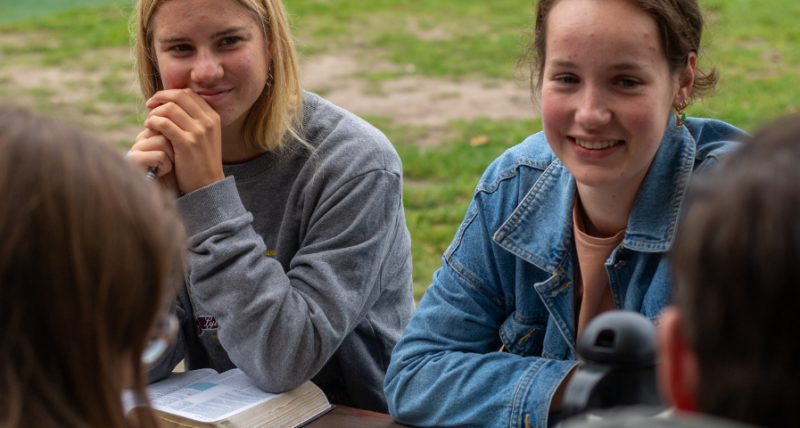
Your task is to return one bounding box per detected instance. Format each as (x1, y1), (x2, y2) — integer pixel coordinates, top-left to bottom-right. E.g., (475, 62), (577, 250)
(139, 368), (333, 428)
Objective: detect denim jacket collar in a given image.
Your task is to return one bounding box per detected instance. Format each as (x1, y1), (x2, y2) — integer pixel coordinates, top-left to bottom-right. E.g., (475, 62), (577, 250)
(492, 114), (696, 273)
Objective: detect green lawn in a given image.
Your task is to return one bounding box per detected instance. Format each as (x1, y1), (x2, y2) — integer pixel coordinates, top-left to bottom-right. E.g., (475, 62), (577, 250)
(1, 0), (798, 299)
(0, 0), (134, 23)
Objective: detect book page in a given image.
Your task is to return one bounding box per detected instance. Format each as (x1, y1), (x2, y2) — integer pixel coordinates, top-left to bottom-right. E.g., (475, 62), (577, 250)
(150, 369), (279, 423)
(123, 368), (219, 414)
(149, 368), (219, 400)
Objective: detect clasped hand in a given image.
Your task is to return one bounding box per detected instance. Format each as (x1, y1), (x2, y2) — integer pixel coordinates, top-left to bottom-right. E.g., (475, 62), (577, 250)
(128, 88), (225, 195)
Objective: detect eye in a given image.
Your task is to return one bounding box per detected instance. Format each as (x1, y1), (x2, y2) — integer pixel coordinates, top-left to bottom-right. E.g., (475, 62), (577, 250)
(553, 74), (579, 85)
(168, 44), (193, 53)
(220, 36), (242, 46)
(616, 78), (642, 88)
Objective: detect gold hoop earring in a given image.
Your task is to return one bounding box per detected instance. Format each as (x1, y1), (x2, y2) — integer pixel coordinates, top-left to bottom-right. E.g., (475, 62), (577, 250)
(675, 99), (689, 127)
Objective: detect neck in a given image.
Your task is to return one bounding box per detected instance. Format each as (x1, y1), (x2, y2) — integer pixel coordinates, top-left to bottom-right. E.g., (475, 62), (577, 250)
(575, 174), (647, 238)
(221, 118), (260, 164)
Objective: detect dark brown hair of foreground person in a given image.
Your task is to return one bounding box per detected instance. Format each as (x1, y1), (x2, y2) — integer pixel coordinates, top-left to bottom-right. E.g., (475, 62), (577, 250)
(673, 115), (800, 427)
(0, 107), (185, 428)
(523, 0), (718, 101)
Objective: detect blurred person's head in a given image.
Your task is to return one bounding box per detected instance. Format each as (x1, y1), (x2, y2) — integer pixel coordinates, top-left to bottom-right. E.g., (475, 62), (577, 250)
(0, 107), (184, 427)
(133, 0), (303, 153)
(662, 115), (800, 427)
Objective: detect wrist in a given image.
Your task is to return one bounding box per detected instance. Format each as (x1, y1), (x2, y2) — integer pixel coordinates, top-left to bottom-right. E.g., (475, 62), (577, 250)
(181, 171), (226, 195)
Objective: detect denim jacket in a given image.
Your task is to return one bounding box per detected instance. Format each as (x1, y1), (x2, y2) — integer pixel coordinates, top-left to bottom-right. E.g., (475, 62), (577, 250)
(384, 117), (747, 428)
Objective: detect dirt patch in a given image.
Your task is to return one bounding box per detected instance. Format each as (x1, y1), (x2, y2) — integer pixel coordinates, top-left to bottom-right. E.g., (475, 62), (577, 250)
(0, 31), (56, 49)
(406, 18), (452, 41)
(300, 54), (537, 127)
(0, 46), (140, 147)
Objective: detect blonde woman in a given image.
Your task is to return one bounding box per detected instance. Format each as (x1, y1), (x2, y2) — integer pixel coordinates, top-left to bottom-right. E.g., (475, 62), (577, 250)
(127, 0), (414, 413)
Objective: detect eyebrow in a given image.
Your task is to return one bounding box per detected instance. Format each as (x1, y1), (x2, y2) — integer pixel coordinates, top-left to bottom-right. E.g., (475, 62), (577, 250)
(549, 59), (578, 69)
(610, 62), (646, 72)
(548, 59), (647, 72)
(157, 26), (249, 45)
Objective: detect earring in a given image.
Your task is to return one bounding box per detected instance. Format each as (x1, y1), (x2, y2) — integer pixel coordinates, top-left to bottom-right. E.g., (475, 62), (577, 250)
(675, 99), (689, 127)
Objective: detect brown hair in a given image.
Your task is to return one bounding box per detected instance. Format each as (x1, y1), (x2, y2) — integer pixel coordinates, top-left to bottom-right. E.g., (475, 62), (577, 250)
(133, 0), (304, 153)
(673, 116), (800, 427)
(522, 0), (718, 101)
(0, 107), (185, 427)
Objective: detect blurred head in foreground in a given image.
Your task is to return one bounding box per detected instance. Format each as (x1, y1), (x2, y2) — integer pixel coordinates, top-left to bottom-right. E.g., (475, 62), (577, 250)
(0, 107), (184, 427)
(663, 115), (800, 427)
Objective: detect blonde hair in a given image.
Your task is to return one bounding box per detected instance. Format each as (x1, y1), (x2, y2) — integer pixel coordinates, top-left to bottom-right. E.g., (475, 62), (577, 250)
(134, 0), (304, 153)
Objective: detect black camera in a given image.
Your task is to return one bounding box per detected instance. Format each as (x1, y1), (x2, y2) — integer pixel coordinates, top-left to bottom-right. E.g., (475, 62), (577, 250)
(562, 310), (664, 420)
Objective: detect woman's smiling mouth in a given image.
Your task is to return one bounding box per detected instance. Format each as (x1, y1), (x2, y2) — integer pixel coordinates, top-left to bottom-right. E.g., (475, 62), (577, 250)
(196, 89), (233, 103)
(572, 137), (623, 150)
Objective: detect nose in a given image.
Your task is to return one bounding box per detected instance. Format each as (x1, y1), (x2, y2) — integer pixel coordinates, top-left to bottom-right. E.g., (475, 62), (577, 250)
(190, 50), (224, 85)
(575, 84), (612, 129)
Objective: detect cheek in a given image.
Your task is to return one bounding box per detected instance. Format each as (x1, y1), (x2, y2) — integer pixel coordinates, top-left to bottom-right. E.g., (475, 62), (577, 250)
(228, 49), (268, 88)
(541, 90), (568, 133)
(623, 100), (669, 150)
(156, 58), (191, 90)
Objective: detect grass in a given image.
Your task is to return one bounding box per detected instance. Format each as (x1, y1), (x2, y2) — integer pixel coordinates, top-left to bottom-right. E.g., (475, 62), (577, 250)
(1, 0), (799, 299)
(0, 5), (135, 65)
(0, 0), (133, 23)
(381, 118), (544, 298)
(288, 0), (532, 79)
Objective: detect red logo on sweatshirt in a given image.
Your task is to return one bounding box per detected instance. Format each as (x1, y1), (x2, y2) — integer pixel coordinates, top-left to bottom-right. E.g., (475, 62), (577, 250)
(196, 316), (218, 332)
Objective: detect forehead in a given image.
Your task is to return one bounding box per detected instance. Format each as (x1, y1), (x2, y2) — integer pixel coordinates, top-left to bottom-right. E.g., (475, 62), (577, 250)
(545, 0), (664, 65)
(151, 0), (261, 37)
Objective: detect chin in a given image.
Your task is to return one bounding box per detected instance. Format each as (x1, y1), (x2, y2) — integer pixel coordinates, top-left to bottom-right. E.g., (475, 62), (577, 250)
(219, 111), (247, 129)
(571, 172), (626, 189)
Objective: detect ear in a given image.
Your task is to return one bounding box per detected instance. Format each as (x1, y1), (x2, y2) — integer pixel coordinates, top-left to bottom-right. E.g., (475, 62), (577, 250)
(656, 306), (700, 412)
(673, 52), (697, 108)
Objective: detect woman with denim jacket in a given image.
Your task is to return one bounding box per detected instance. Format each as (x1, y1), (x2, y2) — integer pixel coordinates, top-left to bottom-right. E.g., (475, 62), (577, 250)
(384, 0), (747, 427)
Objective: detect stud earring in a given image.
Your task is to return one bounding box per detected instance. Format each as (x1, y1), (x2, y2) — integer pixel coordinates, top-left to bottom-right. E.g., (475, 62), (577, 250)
(675, 99), (689, 127)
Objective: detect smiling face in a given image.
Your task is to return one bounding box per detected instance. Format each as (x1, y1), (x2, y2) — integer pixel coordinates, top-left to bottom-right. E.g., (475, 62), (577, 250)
(541, 0), (684, 193)
(151, 0), (269, 136)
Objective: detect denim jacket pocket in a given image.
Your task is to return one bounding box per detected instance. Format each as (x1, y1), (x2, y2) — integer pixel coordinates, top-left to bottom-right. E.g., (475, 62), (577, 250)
(499, 313), (547, 356)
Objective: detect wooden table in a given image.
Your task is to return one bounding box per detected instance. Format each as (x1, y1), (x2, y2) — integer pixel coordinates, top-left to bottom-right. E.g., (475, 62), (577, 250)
(306, 405), (410, 428)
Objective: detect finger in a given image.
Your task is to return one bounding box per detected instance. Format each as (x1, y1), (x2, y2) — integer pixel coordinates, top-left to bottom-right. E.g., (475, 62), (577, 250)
(133, 134), (176, 164)
(148, 101), (199, 135)
(158, 170), (180, 194)
(144, 115), (191, 149)
(136, 127), (162, 141)
(147, 88), (215, 120)
(127, 149), (174, 176)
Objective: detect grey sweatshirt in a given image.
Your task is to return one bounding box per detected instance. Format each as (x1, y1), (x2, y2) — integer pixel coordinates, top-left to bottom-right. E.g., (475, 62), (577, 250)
(149, 92), (415, 413)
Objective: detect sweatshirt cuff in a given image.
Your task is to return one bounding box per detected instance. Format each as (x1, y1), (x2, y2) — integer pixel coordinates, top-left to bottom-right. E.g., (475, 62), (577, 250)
(177, 176), (247, 237)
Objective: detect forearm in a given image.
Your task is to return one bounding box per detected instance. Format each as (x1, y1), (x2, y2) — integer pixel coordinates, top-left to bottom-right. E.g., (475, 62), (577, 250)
(385, 269), (578, 428)
(179, 173), (403, 391)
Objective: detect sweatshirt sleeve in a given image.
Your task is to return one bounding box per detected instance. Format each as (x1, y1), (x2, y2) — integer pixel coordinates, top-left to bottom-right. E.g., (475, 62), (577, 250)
(176, 169), (403, 392)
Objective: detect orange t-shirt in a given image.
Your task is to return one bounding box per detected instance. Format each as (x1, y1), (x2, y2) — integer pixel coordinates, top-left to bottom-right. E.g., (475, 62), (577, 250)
(573, 202), (625, 339)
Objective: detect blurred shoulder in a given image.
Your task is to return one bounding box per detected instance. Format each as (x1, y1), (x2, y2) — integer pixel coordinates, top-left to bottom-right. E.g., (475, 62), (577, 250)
(685, 117), (749, 163)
